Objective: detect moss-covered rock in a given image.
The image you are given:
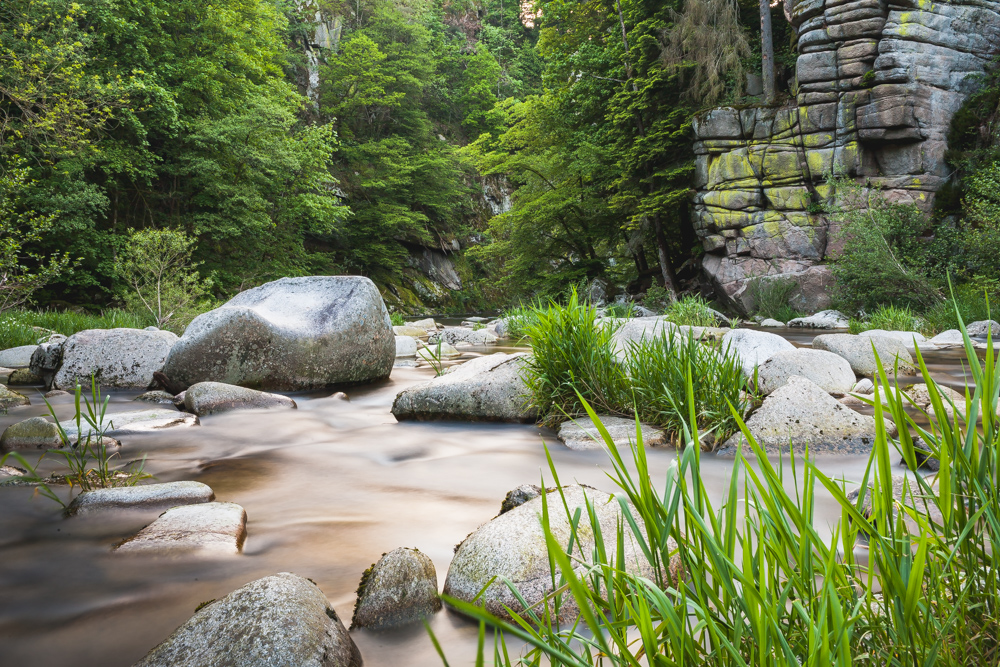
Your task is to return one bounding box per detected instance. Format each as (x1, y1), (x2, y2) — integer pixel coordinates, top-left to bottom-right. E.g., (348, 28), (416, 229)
(0, 416), (58, 451)
(351, 547), (441, 630)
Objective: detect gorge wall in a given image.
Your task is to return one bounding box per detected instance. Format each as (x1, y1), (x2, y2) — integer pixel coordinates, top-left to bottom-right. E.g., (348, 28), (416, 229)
(692, 0), (1000, 313)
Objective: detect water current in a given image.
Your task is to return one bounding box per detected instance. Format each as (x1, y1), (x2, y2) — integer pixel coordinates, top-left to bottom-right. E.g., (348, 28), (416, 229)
(0, 327), (985, 666)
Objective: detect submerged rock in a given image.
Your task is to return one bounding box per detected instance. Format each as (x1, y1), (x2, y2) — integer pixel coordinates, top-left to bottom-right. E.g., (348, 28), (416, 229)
(162, 276), (395, 391)
(557, 415), (666, 450)
(787, 310), (849, 329)
(0, 417), (60, 451)
(0, 384), (30, 409)
(67, 481), (215, 515)
(134, 390), (177, 405)
(114, 502), (247, 555)
(351, 547), (441, 630)
(53, 328), (178, 390)
(757, 348), (856, 395)
(812, 333), (915, 377)
(133, 572), (361, 667)
(718, 376), (896, 456)
(7, 368), (42, 385)
(60, 409), (198, 439)
(444, 485), (678, 622)
(0, 345), (38, 368)
(182, 382), (296, 416)
(392, 354), (536, 422)
(721, 328), (795, 376)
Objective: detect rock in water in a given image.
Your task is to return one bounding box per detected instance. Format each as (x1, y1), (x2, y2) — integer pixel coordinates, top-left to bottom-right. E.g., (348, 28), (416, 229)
(967, 320), (1000, 338)
(0, 417), (60, 451)
(760, 318), (785, 328)
(67, 481), (215, 515)
(133, 572), (361, 667)
(59, 409), (198, 439)
(757, 348), (856, 395)
(392, 354), (536, 422)
(30, 334), (65, 388)
(183, 382), (296, 416)
(498, 484), (543, 514)
(812, 333), (915, 377)
(444, 485), (678, 623)
(721, 329), (795, 376)
(0, 345), (38, 368)
(134, 390), (177, 405)
(115, 502), (247, 555)
(858, 329), (926, 347)
(429, 327), (498, 346)
(52, 329), (178, 390)
(0, 384), (30, 409)
(395, 335), (418, 357)
(787, 310), (849, 329)
(7, 368), (42, 385)
(351, 547), (441, 630)
(557, 415), (666, 450)
(161, 276), (394, 391)
(717, 376), (896, 456)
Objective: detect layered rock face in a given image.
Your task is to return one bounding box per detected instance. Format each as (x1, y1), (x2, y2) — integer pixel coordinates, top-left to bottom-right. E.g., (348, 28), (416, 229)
(693, 0), (1000, 312)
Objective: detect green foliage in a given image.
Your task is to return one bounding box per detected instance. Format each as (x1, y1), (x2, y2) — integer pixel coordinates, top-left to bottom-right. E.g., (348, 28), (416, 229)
(641, 285), (671, 312)
(443, 316), (1000, 666)
(389, 312), (405, 327)
(603, 302), (636, 318)
(500, 299), (544, 339)
(0, 307), (146, 349)
(747, 276), (799, 321)
(663, 294), (717, 327)
(923, 278), (998, 334)
(849, 304), (924, 335)
(959, 161), (1000, 281)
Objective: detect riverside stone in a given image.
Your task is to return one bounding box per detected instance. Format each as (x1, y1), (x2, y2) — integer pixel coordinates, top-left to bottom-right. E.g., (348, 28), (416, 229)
(607, 316), (679, 360)
(30, 335), (66, 388)
(967, 320), (1000, 337)
(757, 348), (856, 395)
(846, 475), (943, 526)
(444, 485), (679, 623)
(0, 345), (38, 368)
(133, 573), (361, 667)
(182, 382), (296, 416)
(67, 481), (215, 515)
(812, 333), (915, 377)
(498, 484), (543, 514)
(0, 417), (60, 451)
(787, 310), (850, 329)
(351, 547), (441, 630)
(59, 408), (198, 439)
(760, 318), (785, 327)
(395, 335), (418, 357)
(134, 390), (177, 405)
(721, 328), (795, 376)
(162, 276), (395, 391)
(114, 502), (247, 555)
(927, 330), (964, 346)
(429, 327), (498, 346)
(0, 384), (30, 409)
(416, 341), (460, 360)
(52, 328), (178, 390)
(718, 376), (896, 455)
(393, 325), (428, 337)
(392, 353), (536, 422)
(858, 329), (926, 347)
(557, 415), (666, 450)
(8, 368), (41, 385)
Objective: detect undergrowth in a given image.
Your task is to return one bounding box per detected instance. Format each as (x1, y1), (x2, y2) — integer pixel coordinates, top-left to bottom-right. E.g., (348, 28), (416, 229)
(0, 308), (149, 349)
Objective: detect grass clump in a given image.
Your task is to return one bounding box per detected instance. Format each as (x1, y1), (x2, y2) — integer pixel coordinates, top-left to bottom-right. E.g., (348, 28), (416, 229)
(849, 303), (925, 334)
(602, 302), (636, 318)
(389, 312), (406, 326)
(747, 276), (802, 322)
(437, 311), (1000, 666)
(0, 308), (149, 349)
(922, 278), (998, 333)
(663, 294), (718, 327)
(500, 299), (545, 339)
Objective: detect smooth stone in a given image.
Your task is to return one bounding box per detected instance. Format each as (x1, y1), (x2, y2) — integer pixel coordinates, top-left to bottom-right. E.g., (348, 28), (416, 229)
(392, 353), (536, 422)
(8, 368), (42, 385)
(351, 547), (441, 630)
(557, 415), (666, 450)
(718, 376), (896, 456)
(852, 378), (874, 394)
(677, 325), (730, 341)
(760, 318), (785, 327)
(134, 390), (177, 404)
(409, 318), (438, 331)
(0, 464), (27, 478)
(607, 316), (678, 359)
(927, 329), (964, 346)
(846, 475), (943, 527)
(393, 325), (428, 337)
(858, 329), (926, 347)
(183, 382), (296, 416)
(0, 384), (30, 409)
(0, 417), (60, 451)
(0, 345), (38, 368)
(395, 335), (418, 357)
(429, 327), (498, 346)
(757, 348), (856, 395)
(60, 409), (198, 439)
(114, 502), (247, 555)
(721, 328), (795, 376)
(443, 485), (679, 623)
(67, 481), (215, 515)
(133, 573), (361, 667)
(416, 342), (460, 360)
(53, 328), (178, 390)
(43, 389), (69, 398)
(967, 320), (1000, 338)
(812, 333), (915, 377)
(498, 484), (543, 514)
(787, 310), (849, 329)
(162, 276), (394, 391)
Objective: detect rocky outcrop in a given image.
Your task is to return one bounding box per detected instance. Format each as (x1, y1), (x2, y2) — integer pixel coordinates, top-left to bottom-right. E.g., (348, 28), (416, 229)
(161, 276), (395, 390)
(351, 547), (441, 630)
(53, 328), (178, 390)
(693, 0), (1000, 312)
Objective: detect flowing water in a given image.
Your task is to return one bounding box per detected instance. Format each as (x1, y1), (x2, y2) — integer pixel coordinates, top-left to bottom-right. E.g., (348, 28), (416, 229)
(0, 329), (985, 666)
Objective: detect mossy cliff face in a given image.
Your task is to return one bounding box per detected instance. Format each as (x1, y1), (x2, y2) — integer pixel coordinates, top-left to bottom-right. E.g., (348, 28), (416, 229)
(693, 0), (1000, 313)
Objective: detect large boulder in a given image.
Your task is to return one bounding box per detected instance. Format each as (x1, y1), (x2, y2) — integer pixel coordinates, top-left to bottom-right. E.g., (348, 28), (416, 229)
(182, 382), (296, 416)
(161, 276), (394, 391)
(67, 481), (215, 515)
(443, 485), (678, 622)
(53, 328), (178, 390)
(787, 310), (849, 329)
(29, 334), (66, 388)
(133, 573), (361, 667)
(717, 376), (896, 455)
(557, 415), (666, 450)
(392, 353), (536, 422)
(757, 348), (856, 395)
(721, 329), (795, 376)
(812, 333), (915, 377)
(351, 547), (441, 630)
(0, 345), (38, 367)
(115, 502), (247, 555)
(0, 416), (60, 451)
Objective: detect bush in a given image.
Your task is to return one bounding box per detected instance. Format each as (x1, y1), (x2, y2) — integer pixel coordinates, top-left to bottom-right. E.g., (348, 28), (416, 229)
(641, 285), (671, 312)
(746, 276), (801, 321)
(849, 304), (925, 334)
(923, 278), (999, 333)
(663, 295), (718, 327)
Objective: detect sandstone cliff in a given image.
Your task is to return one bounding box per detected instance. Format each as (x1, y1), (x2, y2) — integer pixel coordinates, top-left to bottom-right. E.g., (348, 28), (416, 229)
(692, 0), (1000, 313)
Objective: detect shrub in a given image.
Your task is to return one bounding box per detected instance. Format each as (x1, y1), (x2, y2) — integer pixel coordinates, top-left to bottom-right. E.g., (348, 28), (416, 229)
(849, 304), (924, 334)
(746, 276), (800, 321)
(500, 299), (545, 339)
(663, 294), (717, 327)
(641, 285), (671, 312)
(922, 278), (998, 334)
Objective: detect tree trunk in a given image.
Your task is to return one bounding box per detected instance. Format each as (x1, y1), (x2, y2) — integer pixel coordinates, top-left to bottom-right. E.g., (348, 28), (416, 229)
(760, 0), (776, 103)
(651, 212), (679, 300)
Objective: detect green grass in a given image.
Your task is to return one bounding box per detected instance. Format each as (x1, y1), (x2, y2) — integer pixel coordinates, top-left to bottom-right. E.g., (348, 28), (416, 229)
(500, 299), (546, 339)
(922, 281), (996, 334)
(747, 276), (803, 322)
(603, 302), (636, 318)
(0, 308), (150, 349)
(663, 295), (718, 327)
(389, 312), (405, 327)
(849, 304), (925, 335)
(437, 313), (1000, 666)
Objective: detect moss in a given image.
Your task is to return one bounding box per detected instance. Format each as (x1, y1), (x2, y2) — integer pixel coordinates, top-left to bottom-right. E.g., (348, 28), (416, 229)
(194, 599), (216, 612)
(350, 553), (384, 629)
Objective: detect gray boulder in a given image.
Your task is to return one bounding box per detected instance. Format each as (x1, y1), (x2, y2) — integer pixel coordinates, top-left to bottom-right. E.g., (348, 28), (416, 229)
(60, 408), (198, 440)
(813, 333), (915, 377)
(0, 416), (60, 451)
(351, 547), (441, 630)
(757, 348), (856, 395)
(29, 334), (66, 388)
(395, 335), (418, 357)
(0, 384), (29, 409)
(0, 345), (38, 368)
(721, 328), (795, 376)
(443, 485), (678, 622)
(429, 327), (498, 346)
(67, 481), (214, 515)
(927, 329), (964, 347)
(493, 318), (511, 337)
(115, 502), (247, 555)
(787, 310), (849, 329)
(967, 320), (1000, 338)
(162, 276), (394, 391)
(133, 573), (361, 667)
(858, 329), (926, 347)
(53, 328), (178, 390)
(718, 376), (896, 456)
(557, 415), (666, 450)
(392, 353), (536, 422)
(182, 382), (296, 416)
(607, 316), (678, 360)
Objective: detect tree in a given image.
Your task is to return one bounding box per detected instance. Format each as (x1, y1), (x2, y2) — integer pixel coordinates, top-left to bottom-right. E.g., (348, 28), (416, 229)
(759, 0), (776, 102)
